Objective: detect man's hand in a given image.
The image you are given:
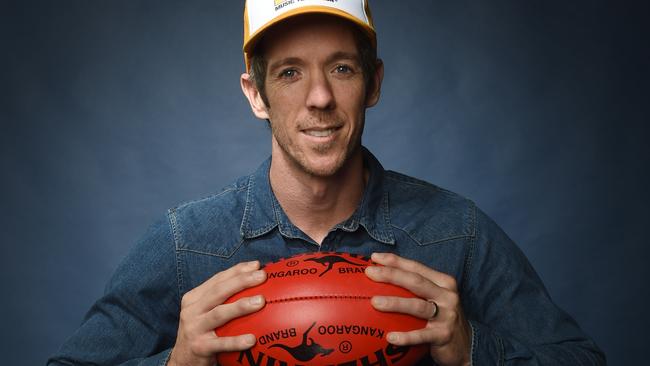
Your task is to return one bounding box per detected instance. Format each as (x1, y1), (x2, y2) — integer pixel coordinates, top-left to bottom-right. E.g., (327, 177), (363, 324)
(168, 260), (267, 366)
(365, 253), (471, 366)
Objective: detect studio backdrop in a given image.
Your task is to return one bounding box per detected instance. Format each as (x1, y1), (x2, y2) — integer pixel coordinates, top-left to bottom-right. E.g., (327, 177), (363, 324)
(1, 1), (648, 365)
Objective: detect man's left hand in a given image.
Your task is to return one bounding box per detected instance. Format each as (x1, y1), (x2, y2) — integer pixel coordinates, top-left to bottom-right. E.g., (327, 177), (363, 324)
(365, 252), (471, 366)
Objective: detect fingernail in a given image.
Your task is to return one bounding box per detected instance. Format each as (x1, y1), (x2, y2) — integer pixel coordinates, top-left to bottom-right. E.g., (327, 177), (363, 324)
(249, 295), (263, 306)
(244, 334), (256, 345)
(248, 260), (260, 268)
(387, 333), (399, 343)
(252, 270), (265, 280)
(365, 266), (379, 275)
(372, 297), (386, 307)
(372, 253), (386, 260)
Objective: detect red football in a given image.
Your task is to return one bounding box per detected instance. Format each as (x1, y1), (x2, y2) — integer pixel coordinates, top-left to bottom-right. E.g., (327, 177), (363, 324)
(216, 252), (428, 366)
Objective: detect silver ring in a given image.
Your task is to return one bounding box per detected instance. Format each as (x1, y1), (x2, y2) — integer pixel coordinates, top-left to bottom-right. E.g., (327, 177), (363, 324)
(427, 299), (439, 319)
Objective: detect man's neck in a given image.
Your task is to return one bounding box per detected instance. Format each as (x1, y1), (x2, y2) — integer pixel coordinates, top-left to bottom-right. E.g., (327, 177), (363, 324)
(269, 150), (367, 245)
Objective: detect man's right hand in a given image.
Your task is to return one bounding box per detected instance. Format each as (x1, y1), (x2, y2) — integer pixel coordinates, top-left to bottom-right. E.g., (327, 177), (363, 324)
(168, 260), (267, 366)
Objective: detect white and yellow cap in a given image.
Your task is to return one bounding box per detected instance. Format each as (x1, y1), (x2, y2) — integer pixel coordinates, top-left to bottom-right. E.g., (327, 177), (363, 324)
(243, 0), (376, 70)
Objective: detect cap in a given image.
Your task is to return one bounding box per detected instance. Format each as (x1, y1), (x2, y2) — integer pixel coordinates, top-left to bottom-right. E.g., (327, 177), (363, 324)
(243, 0), (376, 71)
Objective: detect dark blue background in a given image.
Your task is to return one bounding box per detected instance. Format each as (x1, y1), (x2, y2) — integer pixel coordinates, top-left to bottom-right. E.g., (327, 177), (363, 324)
(1, 1), (648, 364)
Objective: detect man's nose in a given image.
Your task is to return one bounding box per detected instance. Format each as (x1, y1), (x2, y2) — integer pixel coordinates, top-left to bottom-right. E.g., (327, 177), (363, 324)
(305, 71), (335, 110)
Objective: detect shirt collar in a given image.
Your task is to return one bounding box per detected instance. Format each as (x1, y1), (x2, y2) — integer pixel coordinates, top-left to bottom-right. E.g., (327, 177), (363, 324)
(239, 147), (395, 245)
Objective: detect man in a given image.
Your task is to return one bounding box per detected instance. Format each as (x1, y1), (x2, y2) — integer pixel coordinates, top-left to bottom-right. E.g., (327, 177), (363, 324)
(48, 1), (605, 365)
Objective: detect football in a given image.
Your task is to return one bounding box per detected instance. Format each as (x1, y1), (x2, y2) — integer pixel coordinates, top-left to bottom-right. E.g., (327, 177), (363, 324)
(216, 252), (428, 366)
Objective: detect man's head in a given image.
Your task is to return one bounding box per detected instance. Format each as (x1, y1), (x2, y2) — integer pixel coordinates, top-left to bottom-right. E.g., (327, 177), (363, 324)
(240, 1), (383, 178)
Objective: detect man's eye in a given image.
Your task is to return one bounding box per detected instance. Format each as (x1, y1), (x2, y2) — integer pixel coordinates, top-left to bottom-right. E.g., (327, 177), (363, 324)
(279, 69), (297, 78)
(335, 64), (353, 73)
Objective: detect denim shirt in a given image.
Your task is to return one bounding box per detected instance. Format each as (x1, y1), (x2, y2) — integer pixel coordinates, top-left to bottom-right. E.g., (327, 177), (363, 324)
(48, 148), (605, 366)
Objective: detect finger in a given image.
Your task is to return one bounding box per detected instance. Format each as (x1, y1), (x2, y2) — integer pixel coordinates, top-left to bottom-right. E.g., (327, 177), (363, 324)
(371, 253), (457, 291)
(208, 334), (258, 354)
(386, 327), (451, 347)
(207, 260), (261, 285)
(206, 295), (266, 329)
(183, 261), (260, 307)
(371, 296), (438, 320)
(365, 265), (444, 301)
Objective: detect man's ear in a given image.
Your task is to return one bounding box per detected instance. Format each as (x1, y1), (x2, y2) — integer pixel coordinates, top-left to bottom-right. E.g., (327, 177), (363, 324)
(365, 59), (384, 108)
(241, 73), (270, 120)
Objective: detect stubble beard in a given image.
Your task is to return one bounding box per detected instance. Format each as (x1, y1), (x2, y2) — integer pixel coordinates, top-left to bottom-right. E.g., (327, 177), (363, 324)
(270, 115), (364, 178)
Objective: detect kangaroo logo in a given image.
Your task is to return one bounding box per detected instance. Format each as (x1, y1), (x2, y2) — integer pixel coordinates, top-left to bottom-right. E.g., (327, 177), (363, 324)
(304, 254), (366, 277)
(269, 322), (333, 362)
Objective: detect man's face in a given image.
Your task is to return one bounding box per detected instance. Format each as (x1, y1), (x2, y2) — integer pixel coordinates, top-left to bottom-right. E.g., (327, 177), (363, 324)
(251, 15), (379, 177)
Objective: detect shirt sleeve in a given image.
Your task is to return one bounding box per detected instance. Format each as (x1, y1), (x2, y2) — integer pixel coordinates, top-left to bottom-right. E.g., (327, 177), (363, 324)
(462, 207), (606, 365)
(47, 215), (180, 366)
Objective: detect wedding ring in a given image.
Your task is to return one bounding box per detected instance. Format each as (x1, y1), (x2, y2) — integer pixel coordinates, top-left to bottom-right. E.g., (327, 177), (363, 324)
(427, 299), (439, 319)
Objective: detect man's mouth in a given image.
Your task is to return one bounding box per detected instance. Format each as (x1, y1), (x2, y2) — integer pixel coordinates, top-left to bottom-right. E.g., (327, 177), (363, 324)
(303, 128), (338, 138)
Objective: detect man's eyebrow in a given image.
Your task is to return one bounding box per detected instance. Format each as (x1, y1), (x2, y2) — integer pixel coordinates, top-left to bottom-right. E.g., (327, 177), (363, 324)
(268, 57), (304, 73)
(326, 51), (361, 64)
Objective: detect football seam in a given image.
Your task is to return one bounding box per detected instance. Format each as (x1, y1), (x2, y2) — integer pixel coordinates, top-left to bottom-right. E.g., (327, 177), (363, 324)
(266, 295), (372, 304)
